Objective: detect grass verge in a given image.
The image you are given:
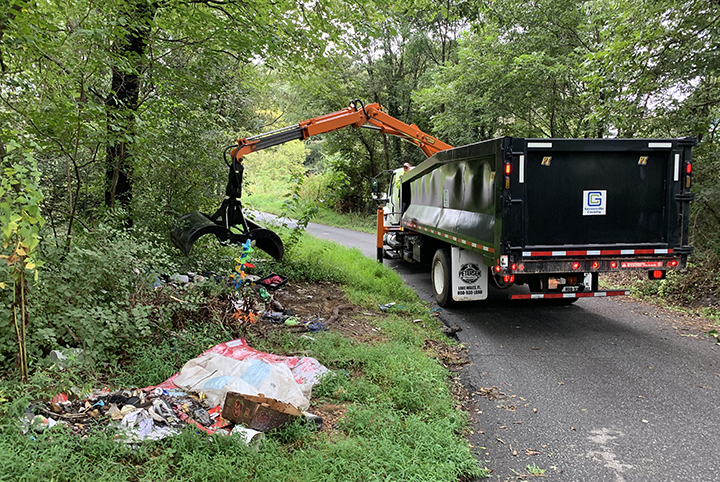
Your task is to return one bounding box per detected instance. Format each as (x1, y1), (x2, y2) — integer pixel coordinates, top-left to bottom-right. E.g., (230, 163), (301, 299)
(0, 232), (488, 481)
(245, 193), (376, 234)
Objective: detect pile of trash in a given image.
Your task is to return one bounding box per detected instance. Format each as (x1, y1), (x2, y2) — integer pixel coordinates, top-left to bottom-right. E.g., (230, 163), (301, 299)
(150, 245), (327, 333)
(23, 339), (328, 445)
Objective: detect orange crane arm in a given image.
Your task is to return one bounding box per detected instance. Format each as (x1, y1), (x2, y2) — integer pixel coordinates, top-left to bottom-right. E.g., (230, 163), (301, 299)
(231, 100), (453, 161)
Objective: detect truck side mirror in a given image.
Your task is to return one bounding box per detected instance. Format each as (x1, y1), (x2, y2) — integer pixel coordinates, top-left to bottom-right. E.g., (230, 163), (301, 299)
(371, 178), (388, 201)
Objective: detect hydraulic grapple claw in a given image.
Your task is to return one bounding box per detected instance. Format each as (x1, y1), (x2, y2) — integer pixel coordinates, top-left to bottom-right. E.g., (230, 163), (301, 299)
(171, 149), (284, 260)
(171, 210), (284, 260)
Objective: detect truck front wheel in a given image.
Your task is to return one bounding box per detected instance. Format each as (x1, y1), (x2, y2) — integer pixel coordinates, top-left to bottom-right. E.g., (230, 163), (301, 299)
(432, 249), (452, 307)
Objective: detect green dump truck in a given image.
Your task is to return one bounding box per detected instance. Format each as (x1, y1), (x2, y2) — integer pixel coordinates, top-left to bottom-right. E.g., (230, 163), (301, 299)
(377, 137), (696, 306)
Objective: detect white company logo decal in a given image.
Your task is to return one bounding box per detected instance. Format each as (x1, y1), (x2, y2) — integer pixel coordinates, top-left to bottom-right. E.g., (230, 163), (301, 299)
(583, 190), (606, 216)
(459, 263), (481, 284)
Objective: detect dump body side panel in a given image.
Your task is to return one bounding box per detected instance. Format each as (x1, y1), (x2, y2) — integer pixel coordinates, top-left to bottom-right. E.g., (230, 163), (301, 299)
(399, 139), (505, 263)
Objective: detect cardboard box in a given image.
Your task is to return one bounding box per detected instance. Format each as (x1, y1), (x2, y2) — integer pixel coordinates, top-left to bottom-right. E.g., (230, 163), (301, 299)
(221, 392), (302, 432)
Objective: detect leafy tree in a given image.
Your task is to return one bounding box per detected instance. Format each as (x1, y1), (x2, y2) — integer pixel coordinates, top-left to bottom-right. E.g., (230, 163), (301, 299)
(418, 0), (613, 143)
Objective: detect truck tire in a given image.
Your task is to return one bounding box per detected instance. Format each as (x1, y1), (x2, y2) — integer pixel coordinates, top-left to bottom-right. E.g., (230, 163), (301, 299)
(432, 249), (452, 307)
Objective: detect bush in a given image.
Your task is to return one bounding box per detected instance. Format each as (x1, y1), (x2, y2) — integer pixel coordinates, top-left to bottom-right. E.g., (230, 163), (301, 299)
(0, 221), (187, 368)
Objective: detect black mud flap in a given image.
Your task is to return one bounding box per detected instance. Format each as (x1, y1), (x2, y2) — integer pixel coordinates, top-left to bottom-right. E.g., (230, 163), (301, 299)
(171, 211), (284, 261)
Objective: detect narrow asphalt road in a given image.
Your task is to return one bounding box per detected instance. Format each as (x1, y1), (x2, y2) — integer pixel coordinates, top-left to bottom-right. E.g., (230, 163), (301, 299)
(262, 215), (720, 481)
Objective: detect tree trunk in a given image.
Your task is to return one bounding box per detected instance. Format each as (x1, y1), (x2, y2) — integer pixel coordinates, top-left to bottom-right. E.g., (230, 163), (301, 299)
(104, 1), (155, 213)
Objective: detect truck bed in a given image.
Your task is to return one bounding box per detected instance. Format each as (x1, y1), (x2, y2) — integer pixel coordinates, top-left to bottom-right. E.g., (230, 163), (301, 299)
(399, 137), (695, 266)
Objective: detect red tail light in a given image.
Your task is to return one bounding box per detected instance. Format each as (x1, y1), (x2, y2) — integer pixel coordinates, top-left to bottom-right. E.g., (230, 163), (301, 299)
(592, 261), (599, 270)
(494, 265), (502, 273)
(511, 264), (517, 271)
(610, 261), (618, 269)
(685, 162), (692, 174)
(649, 270), (666, 280)
(572, 262), (580, 270)
(668, 259), (678, 267)
(503, 275), (510, 283)
(504, 163), (511, 175)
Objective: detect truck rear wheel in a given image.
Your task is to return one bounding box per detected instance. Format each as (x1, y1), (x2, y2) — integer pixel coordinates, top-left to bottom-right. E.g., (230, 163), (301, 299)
(432, 249), (452, 307)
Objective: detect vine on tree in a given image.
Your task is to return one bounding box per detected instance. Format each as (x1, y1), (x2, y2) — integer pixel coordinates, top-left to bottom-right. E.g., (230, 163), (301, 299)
(0, 140), (45, 381)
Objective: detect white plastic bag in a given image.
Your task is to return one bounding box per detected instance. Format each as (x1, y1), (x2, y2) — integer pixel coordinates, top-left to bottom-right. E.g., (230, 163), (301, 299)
(172, 351), (310, 410)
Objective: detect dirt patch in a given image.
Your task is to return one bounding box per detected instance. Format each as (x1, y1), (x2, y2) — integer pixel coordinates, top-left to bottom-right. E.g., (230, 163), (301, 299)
(312, 402), (348, 437)
(269, 281), (386, 342)
(424, 339), (470, 371)
(174, 279), (387, 344)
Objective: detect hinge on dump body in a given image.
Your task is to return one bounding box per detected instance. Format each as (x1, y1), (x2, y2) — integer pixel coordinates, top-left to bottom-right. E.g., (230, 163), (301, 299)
(673, 246), (694, 255)
(675, 192), (696, 202)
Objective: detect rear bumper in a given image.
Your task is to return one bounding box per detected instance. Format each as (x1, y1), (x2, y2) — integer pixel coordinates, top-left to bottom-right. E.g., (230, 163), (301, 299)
(514, 256), (685, 274)
(511, 290), (630, 300)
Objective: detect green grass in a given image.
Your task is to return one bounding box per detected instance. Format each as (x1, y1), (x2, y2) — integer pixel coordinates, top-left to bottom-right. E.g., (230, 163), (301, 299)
(0, 230), (488, 481)
(311, 208), (376, 234)
(526, 463), (546, 476)
(245, 191), (287, 214)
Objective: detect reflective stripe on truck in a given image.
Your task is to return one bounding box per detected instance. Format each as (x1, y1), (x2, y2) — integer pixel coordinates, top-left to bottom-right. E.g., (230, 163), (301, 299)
(511, 290), (630, 300)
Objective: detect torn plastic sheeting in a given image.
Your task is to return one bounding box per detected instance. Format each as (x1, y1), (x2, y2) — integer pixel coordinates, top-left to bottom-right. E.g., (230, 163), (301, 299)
(152, 339), (327, 400)
(171, 351), (310, 410)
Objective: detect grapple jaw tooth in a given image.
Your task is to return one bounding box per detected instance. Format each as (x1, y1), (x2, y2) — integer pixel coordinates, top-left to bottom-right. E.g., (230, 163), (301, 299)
(241, 219), (285, 261)
(171, 211), (284, 261)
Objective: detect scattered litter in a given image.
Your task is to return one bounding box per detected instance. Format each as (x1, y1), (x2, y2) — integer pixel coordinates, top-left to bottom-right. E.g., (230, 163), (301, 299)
(170, 274), (190, 284)
(170, 351), (310, 410)
(378, 302), (406, 312)
(216, 425), (264, 448)
(262, 311), (288, 323)
(222, 392), (302, 432)
(21, 339), (328, 443)
(20, 413), (58, 434)
(307, 320), (328, 332)
(49, 349), (84, 369)
(257, 273), (288, 290)
(231, 240), (255, 289)
(258, 287), (271, 301)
